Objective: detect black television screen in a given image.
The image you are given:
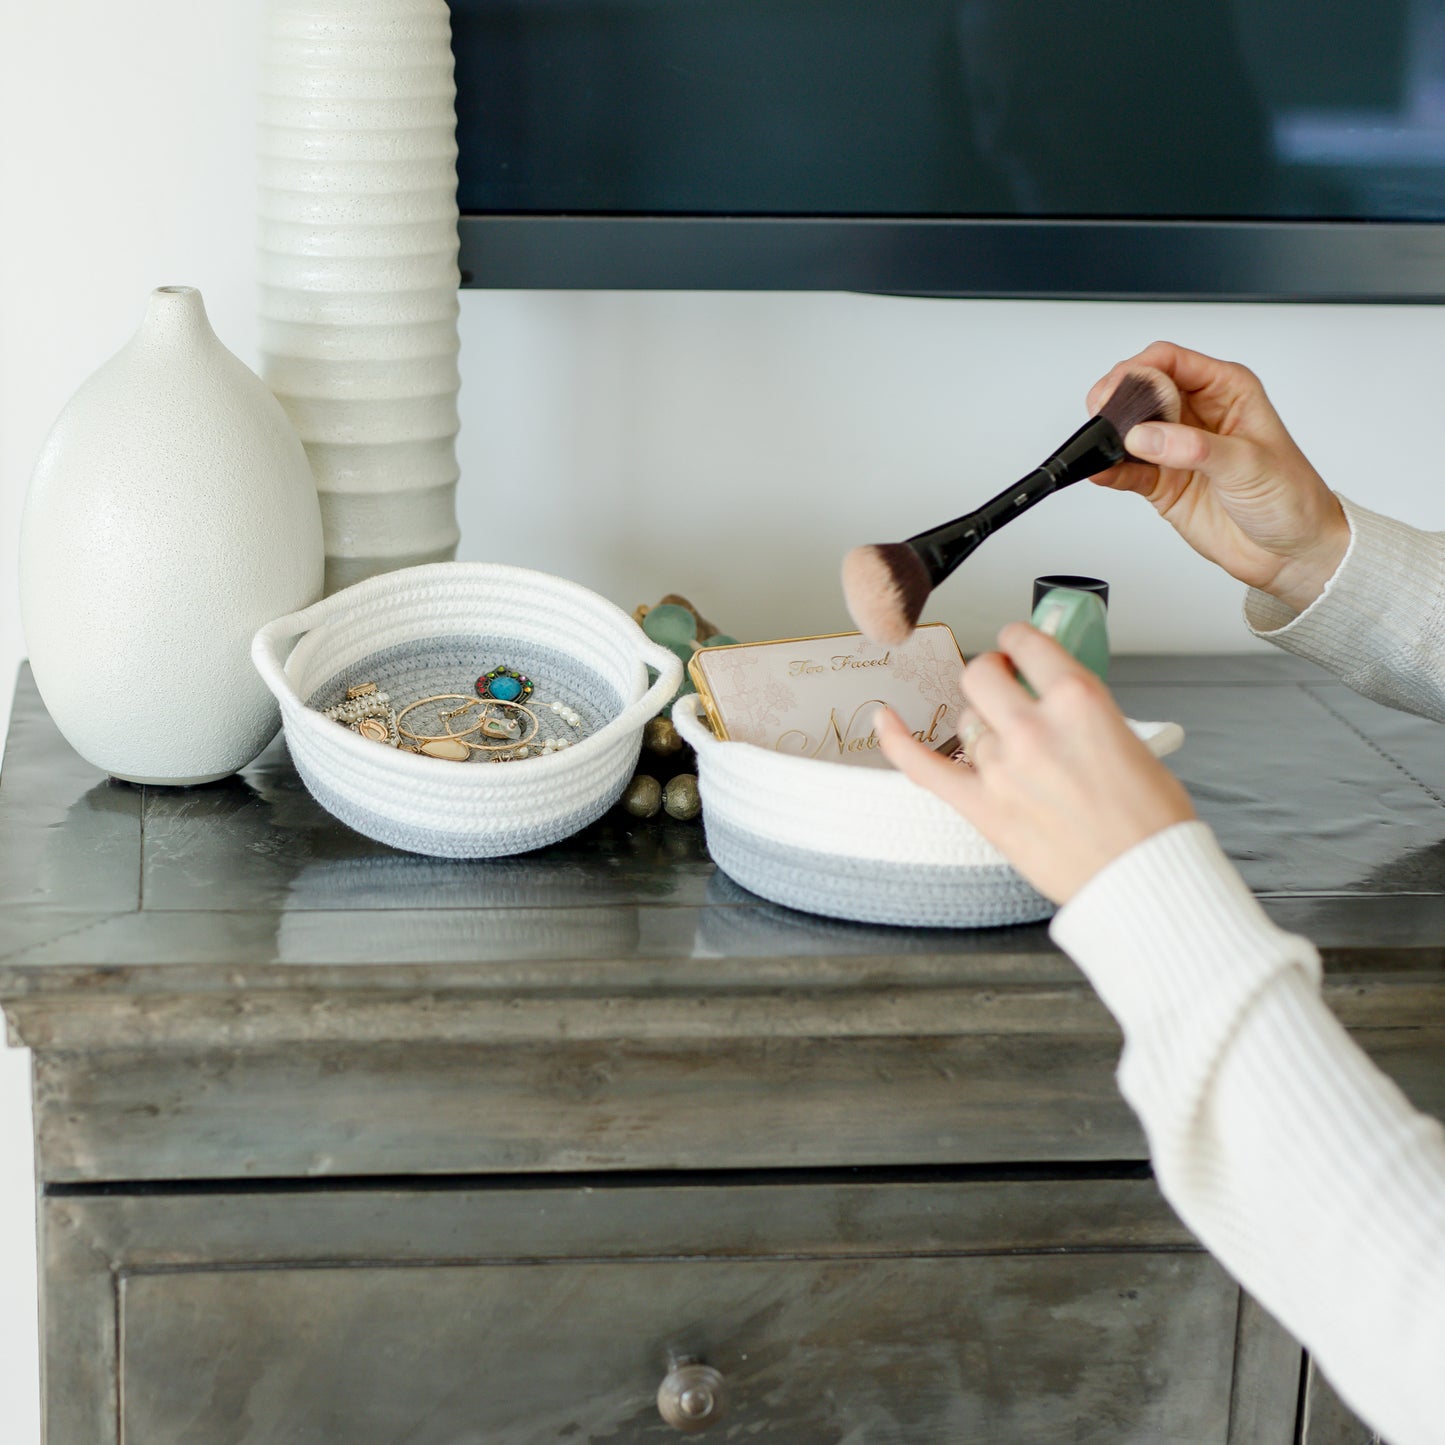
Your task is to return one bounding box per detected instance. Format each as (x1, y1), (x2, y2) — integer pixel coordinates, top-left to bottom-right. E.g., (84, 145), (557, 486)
(449, 0), (1445, 299)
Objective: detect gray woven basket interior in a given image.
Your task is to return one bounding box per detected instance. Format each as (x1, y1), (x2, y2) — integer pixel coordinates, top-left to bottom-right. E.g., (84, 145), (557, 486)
(307, 633), (626, 758)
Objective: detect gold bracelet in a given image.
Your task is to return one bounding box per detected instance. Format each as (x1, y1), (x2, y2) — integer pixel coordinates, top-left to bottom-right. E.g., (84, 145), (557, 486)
(396, 695), (540, 760)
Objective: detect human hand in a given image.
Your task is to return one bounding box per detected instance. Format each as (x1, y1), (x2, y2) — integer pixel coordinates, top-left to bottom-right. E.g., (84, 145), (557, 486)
(1089, 341), (1349, 613)
(876, 623), (1195, 905)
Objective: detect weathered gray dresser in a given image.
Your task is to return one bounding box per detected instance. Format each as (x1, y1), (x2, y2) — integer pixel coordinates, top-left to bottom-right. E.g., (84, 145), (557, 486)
(3, 654), (1438, 1443)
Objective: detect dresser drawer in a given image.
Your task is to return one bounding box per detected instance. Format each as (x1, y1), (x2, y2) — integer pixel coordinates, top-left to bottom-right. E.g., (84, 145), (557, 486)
(45, 1177), (1299, 1444)
(119, 1250), (1239, 1443)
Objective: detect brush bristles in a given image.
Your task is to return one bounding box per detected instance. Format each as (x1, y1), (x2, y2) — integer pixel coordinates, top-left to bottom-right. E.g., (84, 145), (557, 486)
(1096, 365), (1181, 455)
(842, 542), (932, 646)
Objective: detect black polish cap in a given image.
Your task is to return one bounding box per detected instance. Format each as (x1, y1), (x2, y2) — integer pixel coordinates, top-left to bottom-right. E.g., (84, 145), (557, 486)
(1032, 574), (1110, 612)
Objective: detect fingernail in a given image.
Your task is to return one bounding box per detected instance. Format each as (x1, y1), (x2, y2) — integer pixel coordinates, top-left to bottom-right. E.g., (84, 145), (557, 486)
(1127, 424), (1165, 457)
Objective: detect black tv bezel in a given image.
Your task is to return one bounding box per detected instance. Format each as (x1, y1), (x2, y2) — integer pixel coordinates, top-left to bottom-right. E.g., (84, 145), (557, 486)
(458, 216), (1445, 301)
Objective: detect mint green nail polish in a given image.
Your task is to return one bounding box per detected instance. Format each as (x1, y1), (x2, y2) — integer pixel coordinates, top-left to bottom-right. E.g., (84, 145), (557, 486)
(1030, 587), (1110, 683)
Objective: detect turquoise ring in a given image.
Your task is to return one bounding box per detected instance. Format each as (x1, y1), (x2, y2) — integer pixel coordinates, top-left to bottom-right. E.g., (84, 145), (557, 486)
(476, 666), (533, 704)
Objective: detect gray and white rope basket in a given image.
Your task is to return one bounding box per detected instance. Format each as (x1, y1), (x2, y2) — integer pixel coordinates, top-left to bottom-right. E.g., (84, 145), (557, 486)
(673, 693), (1184, 928)
(253, 563), (682, 858)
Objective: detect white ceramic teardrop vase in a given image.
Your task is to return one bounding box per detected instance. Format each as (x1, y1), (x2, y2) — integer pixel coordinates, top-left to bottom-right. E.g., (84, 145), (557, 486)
(18, 286), (325, 784)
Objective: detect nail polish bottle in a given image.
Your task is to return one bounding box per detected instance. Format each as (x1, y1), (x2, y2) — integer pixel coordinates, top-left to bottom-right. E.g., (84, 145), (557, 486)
(1030, 576), (1110, 681)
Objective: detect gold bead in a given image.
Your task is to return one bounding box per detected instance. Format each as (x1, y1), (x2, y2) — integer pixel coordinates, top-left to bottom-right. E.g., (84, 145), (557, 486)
(621, 774), (663, 818)
(643, 716), (684, 756)
(663, 773), (701, 821)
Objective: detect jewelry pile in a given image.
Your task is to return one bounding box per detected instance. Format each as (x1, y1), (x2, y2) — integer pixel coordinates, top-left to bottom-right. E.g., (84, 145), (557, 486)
(321, 682), (400, 746)
(320, 665), (586, 763)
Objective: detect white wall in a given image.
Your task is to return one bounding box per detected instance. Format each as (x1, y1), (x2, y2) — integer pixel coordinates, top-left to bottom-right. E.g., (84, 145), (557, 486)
(5, 3), (1445, 1441)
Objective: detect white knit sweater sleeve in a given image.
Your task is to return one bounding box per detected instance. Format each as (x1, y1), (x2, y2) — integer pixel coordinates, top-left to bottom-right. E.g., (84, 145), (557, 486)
(1243, 494), (1445, 721)
(1051, 822), (1445, 1445)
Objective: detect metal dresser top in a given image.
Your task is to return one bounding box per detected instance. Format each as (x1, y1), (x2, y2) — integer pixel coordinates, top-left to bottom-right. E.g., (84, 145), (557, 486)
(3, 653), (1445, 1046)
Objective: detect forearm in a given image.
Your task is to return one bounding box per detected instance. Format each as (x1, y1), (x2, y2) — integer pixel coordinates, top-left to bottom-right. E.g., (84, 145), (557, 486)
(1246, 496), (1445, 722)
(1053, 823), (1445, 1445)
(1185, 970), (1445, 1441)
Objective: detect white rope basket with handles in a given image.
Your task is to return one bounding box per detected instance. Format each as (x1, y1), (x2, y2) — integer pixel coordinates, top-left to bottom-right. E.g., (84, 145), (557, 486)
(673, 693), (1185, 928)
(252, 563), (683, 858)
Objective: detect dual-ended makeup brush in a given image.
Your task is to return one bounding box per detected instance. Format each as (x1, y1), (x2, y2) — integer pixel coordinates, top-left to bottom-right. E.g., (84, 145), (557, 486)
(842, 367), (1181, 646)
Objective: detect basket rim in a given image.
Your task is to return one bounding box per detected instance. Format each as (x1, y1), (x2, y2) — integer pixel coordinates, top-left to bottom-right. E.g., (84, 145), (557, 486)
(672, 693), (1185, 792)
(673, 693), (943, 799)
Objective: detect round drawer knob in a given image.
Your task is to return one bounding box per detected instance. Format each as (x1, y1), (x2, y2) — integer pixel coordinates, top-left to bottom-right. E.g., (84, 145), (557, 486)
(657, 1360), (727, 1433)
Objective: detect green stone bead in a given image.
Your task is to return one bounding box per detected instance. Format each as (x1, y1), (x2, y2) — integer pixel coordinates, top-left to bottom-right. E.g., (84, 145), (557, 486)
(642, 603), (698, 650)
(662, 773), (702, 821)
(697, 634), (738, 649)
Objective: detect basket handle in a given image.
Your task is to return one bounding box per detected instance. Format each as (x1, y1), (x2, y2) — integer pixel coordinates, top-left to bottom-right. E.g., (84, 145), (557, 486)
(620, 638), (685, 729)
(251, 598), (331, 703)
(669, 692), (713, 751)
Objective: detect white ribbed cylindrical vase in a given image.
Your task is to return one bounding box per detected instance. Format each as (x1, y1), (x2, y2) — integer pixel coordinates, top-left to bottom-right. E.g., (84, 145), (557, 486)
(259, 0), (462, 595)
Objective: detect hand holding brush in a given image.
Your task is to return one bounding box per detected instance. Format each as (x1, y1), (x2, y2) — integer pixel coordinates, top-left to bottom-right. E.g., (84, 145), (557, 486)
(842, 367), (1180, 646)
(1083, 342), (1349, 613)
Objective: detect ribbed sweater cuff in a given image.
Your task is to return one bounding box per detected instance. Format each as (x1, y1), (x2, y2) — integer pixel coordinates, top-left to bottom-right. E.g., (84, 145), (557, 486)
(1244, 495), (1445, 675)
(1049, 821), (1322, 1112)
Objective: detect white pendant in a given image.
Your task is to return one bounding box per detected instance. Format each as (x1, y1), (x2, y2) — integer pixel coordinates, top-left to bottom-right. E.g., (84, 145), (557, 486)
(18, 286), (325, 785)
(258, 0), (463, 595)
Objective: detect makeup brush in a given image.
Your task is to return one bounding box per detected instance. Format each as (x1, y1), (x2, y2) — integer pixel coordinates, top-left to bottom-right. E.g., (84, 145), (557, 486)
(842, 367), (1181, 646)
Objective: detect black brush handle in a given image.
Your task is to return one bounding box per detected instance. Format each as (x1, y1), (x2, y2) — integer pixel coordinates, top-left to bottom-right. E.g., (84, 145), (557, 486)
(907, 414), (1127, 584)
